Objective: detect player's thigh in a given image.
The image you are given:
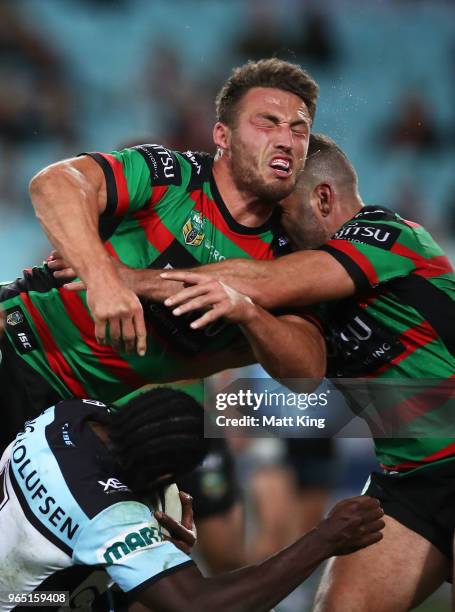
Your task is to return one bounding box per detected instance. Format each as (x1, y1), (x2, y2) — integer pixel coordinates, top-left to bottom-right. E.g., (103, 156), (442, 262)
(314, 514), (449, 612)
(251, 464), (297, 528)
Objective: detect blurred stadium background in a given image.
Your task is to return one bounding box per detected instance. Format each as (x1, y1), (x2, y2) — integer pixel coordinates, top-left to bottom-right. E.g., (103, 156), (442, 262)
(1, 0), (454, 610)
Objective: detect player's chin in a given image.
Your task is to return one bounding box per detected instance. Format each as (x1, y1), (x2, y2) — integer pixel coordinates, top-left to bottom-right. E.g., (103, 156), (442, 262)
(265, 176), (296, 200)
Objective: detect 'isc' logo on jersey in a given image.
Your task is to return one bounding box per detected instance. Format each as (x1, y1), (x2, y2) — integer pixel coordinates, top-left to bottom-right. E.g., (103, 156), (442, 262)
(183, 211), (205, 246)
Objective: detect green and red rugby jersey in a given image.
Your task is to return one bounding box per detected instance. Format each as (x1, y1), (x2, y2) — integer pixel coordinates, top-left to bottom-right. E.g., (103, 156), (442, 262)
(0, 145), (290, 405)
(310, 206), (455, 474)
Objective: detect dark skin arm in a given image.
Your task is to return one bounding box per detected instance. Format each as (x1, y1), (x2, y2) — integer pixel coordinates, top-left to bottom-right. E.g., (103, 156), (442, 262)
(135, 496), (384, 612)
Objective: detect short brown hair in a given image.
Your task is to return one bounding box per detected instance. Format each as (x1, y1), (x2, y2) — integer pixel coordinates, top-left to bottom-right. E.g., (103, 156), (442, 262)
(304, 133), (358, 189)
(215, 58), (319, 126)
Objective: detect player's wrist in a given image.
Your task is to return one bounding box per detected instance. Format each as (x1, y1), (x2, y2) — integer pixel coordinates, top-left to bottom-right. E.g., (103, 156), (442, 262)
(295, 527), (335, 564)
(310, 521), (344, 559)
(236, 296), (259, 325)
(78, 252), (122, 288)
(130, 268), (161, 297)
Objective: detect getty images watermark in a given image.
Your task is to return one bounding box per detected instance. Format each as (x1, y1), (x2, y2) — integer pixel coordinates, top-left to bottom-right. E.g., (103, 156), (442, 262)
(203, 379), (347, 437)
(215, 389), (328, 430)
(204, 377), (455, 439)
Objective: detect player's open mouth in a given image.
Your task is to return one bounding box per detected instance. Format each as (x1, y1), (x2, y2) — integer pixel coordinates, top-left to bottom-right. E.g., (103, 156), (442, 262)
(269, 157), (292, 177)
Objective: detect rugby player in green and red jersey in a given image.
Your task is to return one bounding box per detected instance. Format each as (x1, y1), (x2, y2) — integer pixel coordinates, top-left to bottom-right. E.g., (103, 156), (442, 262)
(0, 58), (320, 450)
(161, 134), (455, 611)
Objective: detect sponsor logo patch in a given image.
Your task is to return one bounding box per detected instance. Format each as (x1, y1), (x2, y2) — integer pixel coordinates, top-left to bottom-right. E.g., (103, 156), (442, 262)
(182, 150), (202, 175)
(332, 222), (401, 250)
(99, 524), (164, 565)
(98, 477), (131, 494)
(82, 399), (106, 407)
(325, 307), (405, 377)
(134, 144), (181, 186)
(61, 423), (75, 447)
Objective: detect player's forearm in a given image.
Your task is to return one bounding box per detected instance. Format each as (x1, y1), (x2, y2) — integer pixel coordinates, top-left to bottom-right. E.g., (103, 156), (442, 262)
(196, 258), (278, 307)
(191, 527), (332, 612)
(29, 162), (115, 286)
(239, 306), (326, 380)
(143, 527), (332, 612)
(144, 496), (384, 611)
(196, 251), (355, 308)
(125, 261), (274, 304)
(118, 250), (354, 309)
(123, 267), (179, 301)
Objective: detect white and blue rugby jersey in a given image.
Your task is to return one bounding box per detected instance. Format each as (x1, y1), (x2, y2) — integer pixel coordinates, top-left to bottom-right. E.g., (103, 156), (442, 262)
(0, 398), (193, 608)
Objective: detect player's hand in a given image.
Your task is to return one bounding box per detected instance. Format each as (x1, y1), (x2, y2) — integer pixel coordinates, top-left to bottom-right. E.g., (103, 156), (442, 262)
(85, 281), (147, 356)
(48, 250), (137, 292)
(318, 496), (385, 556)
(49, 250), (148, 354)
(46, 249), (76, 279)
(154, 491), (196, 555)
(161, 271), (256, 328)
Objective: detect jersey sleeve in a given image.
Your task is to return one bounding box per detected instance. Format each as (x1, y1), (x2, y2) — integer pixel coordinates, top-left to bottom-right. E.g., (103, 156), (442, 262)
(82, 144), (186, 218)
(319, 215), (419, 290)
(72, 501), (194, 594)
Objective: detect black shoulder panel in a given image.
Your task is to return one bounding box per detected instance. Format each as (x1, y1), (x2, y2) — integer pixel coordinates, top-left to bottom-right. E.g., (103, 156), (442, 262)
(353, 206), (398, 223)
(45, 400), (135, 519)
(179, 151), (213, 192)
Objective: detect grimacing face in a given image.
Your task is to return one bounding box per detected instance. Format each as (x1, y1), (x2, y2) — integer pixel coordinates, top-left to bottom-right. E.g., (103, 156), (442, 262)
(228, 87), (311, 203)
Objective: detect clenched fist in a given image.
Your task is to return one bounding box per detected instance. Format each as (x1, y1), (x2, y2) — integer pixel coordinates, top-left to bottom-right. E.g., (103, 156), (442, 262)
(318, 496), (385, 556)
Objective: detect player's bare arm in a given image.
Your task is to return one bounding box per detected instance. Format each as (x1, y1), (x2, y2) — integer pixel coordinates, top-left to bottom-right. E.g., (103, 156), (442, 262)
(49, 262), (327, 379)
(137, 496), (384, 612)
(47, 249), (182, 306)
(163, 273), (326, 380)
(161, 250), (355, 310)
(29, 155), (147, 355)
(241, 312), (325, 380)
(55, 249), (354, 311)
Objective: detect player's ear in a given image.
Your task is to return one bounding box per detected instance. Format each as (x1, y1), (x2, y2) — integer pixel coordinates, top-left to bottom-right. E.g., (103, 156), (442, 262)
(213, 122), (231, 152)
(314, 183), (333, 217)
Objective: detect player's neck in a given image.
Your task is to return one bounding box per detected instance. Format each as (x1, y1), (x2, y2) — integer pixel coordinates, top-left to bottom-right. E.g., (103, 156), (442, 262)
(89, 421), (113, 449)
(212, 159), (275, 228)
(325, 197), (364, 239)
(339, 197), (364, 226)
